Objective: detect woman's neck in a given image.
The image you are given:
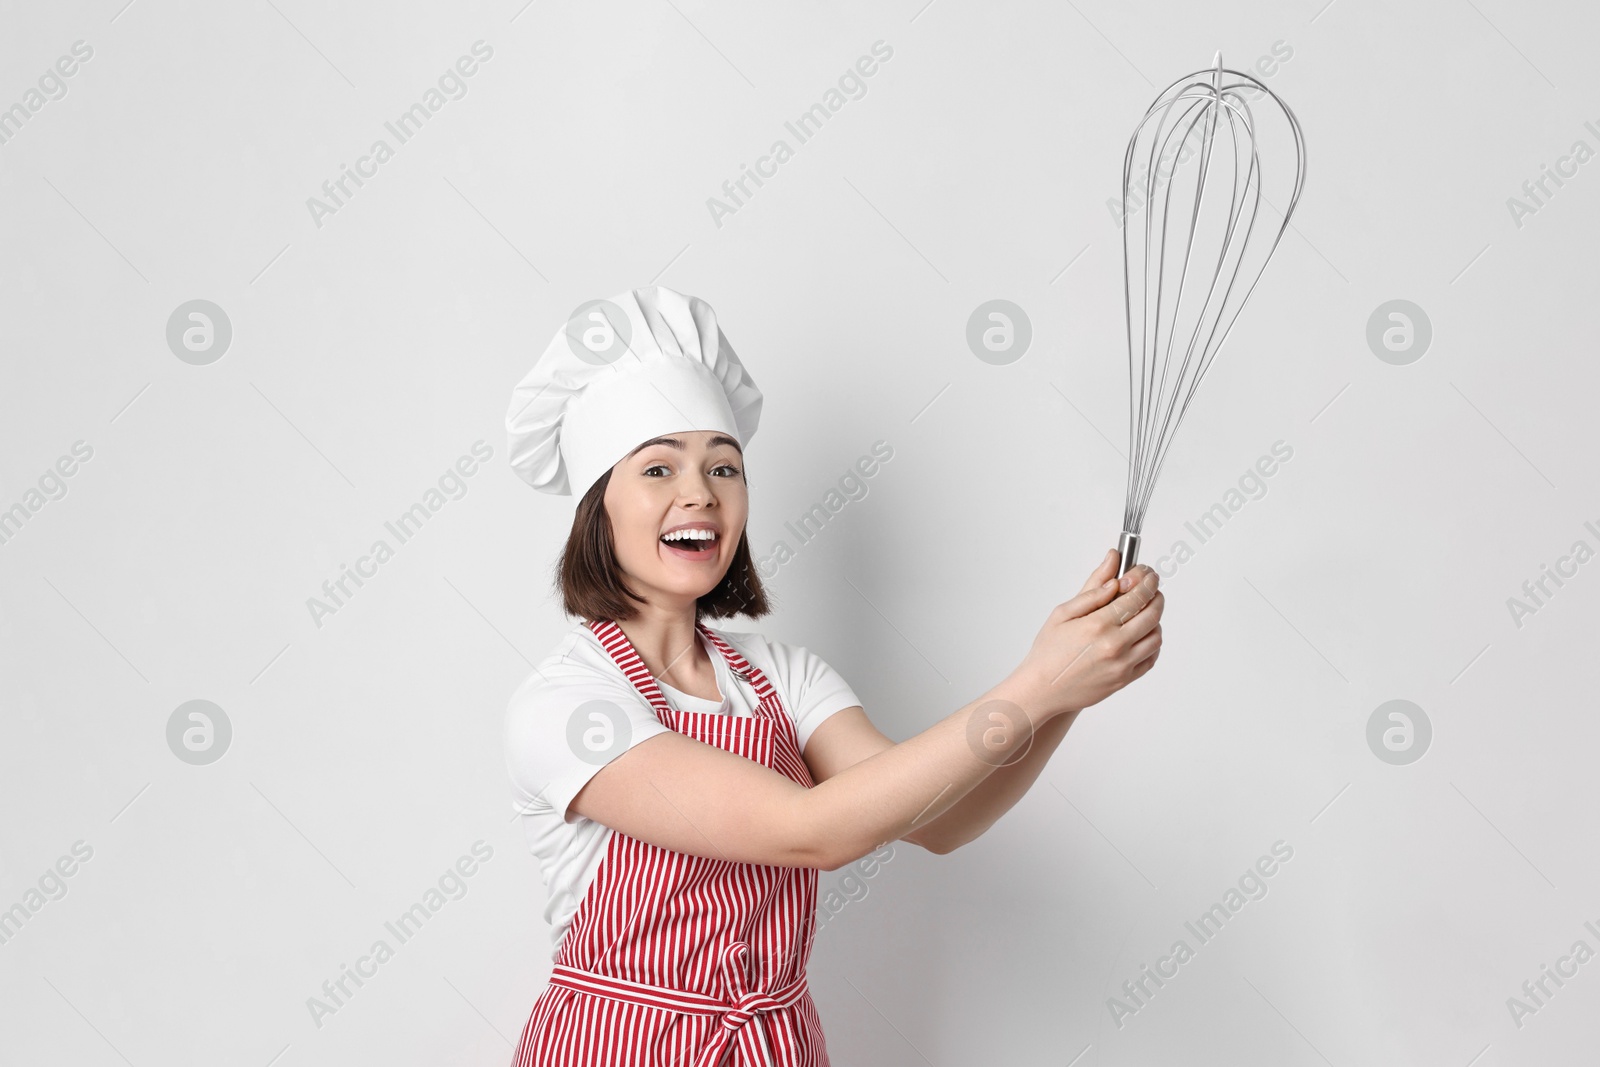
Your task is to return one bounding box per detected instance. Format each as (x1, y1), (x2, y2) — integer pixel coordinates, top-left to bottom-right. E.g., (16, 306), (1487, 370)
(613, 606), (710, 690)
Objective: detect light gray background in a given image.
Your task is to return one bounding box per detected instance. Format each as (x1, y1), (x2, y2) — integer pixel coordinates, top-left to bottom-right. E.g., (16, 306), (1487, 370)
(2, 0), (1597, 1064)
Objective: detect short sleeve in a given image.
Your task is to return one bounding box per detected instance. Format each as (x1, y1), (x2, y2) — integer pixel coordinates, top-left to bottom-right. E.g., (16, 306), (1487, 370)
(754, 638), (864, 753)
(504, 667), (672, 825)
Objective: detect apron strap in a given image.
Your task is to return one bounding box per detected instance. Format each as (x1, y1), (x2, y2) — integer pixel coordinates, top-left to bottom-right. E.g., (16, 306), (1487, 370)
(586, 618), (784, 726)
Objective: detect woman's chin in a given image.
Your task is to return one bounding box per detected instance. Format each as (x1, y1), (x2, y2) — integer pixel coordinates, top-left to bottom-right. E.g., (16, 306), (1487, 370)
(642, 564), (727, 601)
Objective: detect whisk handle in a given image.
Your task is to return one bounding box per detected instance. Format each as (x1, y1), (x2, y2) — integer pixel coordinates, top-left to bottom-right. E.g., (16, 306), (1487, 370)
(1117, 531), (1141, 578)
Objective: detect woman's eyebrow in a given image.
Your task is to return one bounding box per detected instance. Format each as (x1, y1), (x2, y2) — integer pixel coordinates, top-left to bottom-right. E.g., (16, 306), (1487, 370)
(626, 434), (743, 458)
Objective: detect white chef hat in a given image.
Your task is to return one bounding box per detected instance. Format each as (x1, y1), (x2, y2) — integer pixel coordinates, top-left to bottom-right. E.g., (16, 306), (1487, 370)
(506, 286), (763, 499)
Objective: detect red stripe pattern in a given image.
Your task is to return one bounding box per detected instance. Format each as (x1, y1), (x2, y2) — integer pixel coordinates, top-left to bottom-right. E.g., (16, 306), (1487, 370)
(512, 620), (828, 1066)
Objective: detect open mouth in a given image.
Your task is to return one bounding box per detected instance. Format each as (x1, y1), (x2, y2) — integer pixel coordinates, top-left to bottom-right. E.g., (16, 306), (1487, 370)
(660, 532), (719, 560)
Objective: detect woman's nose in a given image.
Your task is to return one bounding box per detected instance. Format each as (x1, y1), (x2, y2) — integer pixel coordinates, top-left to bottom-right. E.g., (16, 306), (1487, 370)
(679, 471), (716, 500)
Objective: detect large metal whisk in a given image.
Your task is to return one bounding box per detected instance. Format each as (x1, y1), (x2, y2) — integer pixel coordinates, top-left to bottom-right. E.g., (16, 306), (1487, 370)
(1115, 52), (1306, 578)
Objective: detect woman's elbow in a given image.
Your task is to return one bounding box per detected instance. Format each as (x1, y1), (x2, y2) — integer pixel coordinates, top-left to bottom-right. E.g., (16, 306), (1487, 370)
(811, 831), (947, 870)
(802, 833), (849, 871)
(802, 825), (871, 871)
(907, 830), (954, 856)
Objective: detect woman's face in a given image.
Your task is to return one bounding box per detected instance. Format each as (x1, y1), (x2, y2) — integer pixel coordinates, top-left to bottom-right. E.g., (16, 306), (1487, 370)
(603, 429), (748, 609)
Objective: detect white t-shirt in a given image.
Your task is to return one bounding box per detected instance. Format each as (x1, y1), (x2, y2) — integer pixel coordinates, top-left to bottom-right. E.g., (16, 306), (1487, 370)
(504, 619), (864, 960)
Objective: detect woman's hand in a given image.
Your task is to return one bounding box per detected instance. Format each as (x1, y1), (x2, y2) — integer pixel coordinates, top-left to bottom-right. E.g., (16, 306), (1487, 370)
(1008, 548), (1164, 721)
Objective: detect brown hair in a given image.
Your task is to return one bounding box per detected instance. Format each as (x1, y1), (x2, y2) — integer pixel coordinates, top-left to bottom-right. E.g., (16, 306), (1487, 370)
(556, 467), (773, 624)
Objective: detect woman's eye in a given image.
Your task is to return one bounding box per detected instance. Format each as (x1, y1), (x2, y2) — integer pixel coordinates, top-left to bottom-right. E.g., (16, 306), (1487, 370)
(642, 463), (740, 477)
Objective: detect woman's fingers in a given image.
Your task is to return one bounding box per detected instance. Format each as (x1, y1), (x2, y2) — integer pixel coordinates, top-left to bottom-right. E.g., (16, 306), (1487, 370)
(1055, 553), (1129, 621)
(1076, 548), (1121, 597)
(1126, 623), (1162, 666)
(1058, 575), (1121, 621)
(1128, 646), (1159, 681)
(1117, 591), (1164, 644)
(1028, 556), (1167, 714)
(1098, 567), (1161, 627)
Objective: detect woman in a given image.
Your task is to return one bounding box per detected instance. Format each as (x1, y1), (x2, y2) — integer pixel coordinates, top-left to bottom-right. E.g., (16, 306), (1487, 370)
(502, 286), (1164, 1066)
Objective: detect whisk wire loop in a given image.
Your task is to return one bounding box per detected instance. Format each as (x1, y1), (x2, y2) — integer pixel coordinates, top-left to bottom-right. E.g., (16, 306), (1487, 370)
(1115, 54), (1305, 574)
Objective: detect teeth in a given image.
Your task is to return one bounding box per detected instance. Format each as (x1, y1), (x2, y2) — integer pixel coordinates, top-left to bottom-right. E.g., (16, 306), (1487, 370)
(662, 529), (717, 543)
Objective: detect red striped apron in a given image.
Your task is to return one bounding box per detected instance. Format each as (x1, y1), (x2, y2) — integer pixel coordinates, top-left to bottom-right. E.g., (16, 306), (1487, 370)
(512, 619), (829, 1067)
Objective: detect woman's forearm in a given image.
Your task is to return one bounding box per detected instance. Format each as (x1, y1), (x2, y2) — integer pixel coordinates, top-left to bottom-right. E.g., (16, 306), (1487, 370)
(909, 707), (1080, 854)
(802, 673), (1061, 869)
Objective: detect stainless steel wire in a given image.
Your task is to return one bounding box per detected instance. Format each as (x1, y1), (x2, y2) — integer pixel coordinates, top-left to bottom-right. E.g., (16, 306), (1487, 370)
(1115, 53), (1305, 577)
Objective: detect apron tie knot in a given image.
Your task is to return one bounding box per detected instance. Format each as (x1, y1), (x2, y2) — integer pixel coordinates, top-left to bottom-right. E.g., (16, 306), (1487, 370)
(691, 940), (803, 1067)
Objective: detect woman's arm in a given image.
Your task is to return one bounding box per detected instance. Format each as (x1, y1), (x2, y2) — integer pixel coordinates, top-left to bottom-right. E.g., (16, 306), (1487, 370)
(802, 704), (1082, 855)
(801, 551), (1161, 855)
(570, 670), (1051, 871)
(569, 563), (1162, 871)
